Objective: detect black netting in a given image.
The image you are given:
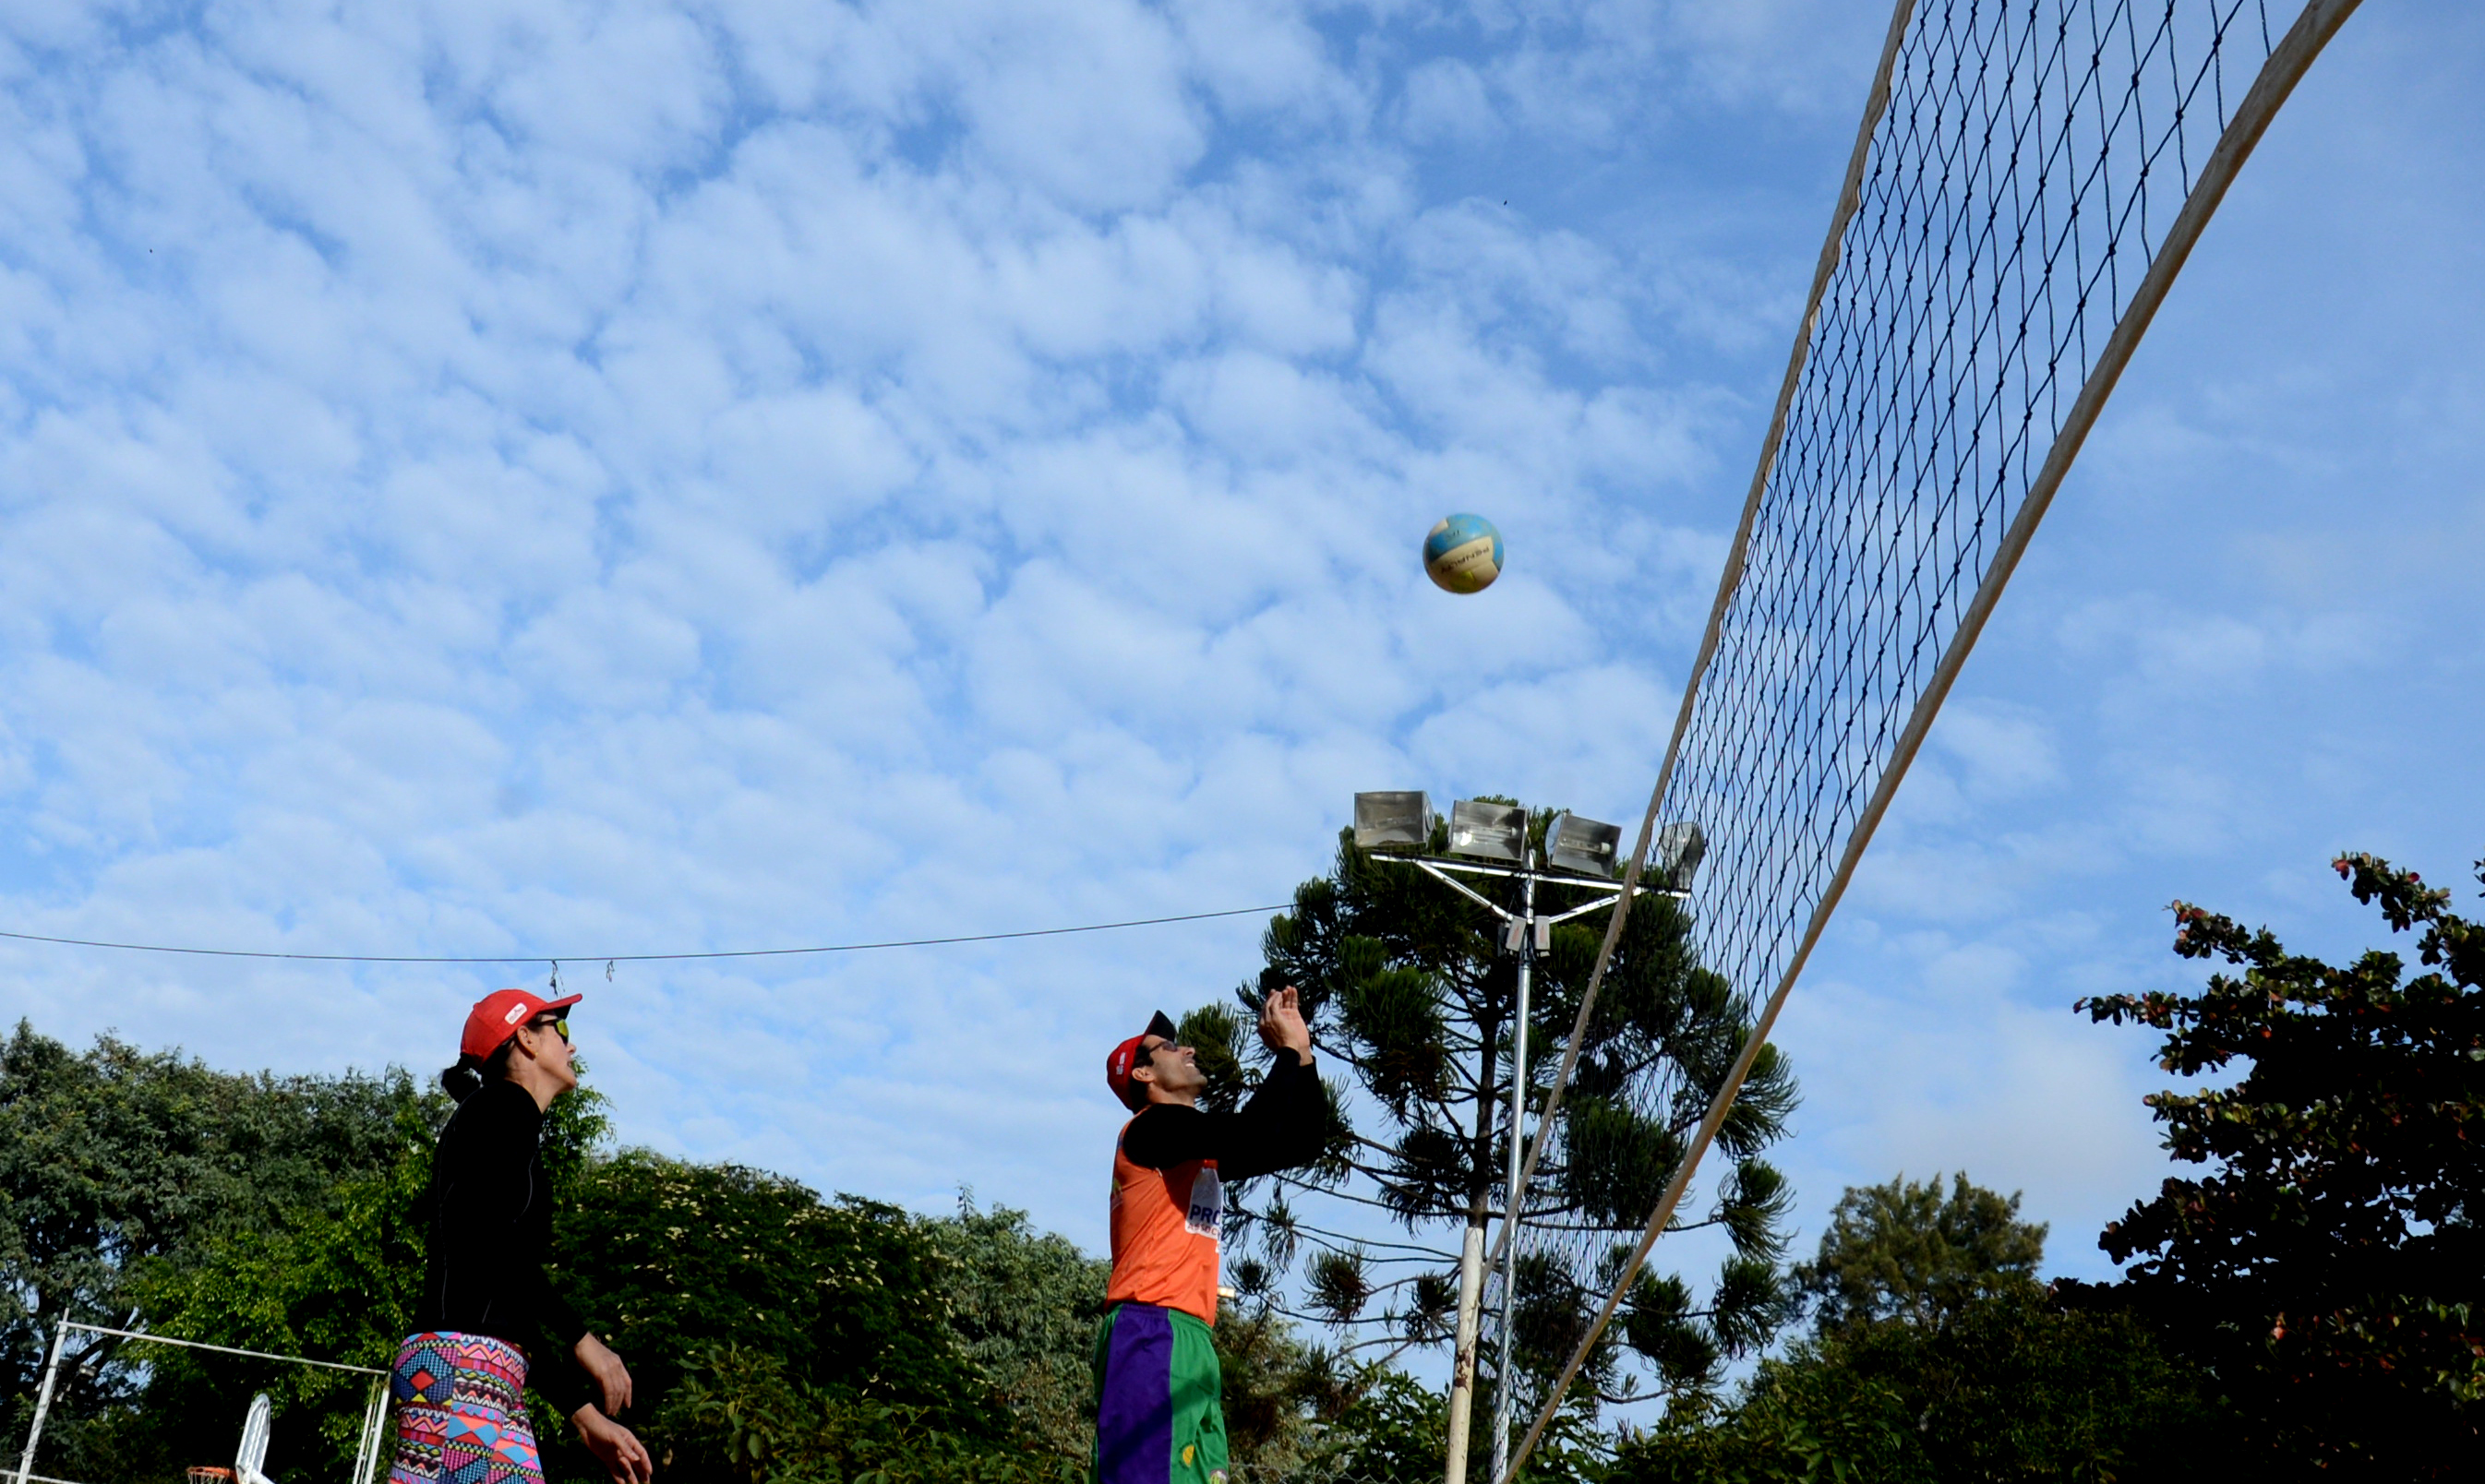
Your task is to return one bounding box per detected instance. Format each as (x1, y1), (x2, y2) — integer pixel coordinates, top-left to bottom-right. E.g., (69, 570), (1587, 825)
(1491, 0), (2292, 1457)
(1669, 0), (2271, 1047)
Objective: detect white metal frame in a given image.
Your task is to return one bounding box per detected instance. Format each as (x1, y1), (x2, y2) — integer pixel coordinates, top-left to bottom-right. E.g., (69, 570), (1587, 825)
(235, 1394), (273, 1484)
(11, 1322), (389, 1484)
(1362, 847), (1675, 1484)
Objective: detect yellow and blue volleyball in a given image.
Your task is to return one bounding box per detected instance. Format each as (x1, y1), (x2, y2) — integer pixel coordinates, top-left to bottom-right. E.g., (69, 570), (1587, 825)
(1423, 514), (1504, 594)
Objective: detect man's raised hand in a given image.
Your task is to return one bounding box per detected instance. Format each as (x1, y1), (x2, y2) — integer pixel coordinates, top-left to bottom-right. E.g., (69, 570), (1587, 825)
(1259, 985), (1313, 1062)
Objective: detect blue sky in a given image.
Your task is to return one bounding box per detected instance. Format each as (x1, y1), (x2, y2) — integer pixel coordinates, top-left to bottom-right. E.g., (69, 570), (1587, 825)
(2, 0), (2479, 1337)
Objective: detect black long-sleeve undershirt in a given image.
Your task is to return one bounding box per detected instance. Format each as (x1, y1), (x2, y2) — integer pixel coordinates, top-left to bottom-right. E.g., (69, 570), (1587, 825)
(415, 1080), (593, 1415)
(1122, 1049), (1325, 1179)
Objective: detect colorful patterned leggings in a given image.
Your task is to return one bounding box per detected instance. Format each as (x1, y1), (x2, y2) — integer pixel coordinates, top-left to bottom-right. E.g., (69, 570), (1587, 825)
(388, 1333), (544, 1484)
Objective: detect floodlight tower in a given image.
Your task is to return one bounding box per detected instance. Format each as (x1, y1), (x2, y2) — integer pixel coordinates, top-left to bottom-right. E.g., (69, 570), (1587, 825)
(1349, 792), (1705, 1484)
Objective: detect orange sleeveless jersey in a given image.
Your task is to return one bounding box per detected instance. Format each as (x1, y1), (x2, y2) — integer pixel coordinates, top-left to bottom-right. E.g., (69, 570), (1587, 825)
(1105, 1118), (1223, 1324)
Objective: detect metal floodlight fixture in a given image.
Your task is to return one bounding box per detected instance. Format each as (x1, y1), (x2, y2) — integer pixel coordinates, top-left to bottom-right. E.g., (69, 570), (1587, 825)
(1655, 820), (1708, 892)
(1544, 812), (1623, 876)
(1353, 791), (1435, 850)
(1447, 798), (1528, 863)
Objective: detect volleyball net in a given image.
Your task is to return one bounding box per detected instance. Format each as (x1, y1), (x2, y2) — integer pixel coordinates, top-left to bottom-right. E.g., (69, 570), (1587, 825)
(1492, 0), (2363, 1473)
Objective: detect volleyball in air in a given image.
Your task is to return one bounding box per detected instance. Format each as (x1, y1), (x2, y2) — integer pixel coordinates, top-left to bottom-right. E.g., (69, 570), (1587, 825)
(1423, 514), (1504, 594)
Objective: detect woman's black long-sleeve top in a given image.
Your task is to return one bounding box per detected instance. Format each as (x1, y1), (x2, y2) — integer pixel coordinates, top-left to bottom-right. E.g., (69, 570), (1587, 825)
(414, 1080), (592, 1414)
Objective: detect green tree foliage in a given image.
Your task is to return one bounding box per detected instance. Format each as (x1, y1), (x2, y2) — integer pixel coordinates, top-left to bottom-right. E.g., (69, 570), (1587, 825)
(540, 1154), (1004, 1480)
(659, 1345), (1077, 1484)
(1211, 1305), (1351, 1471)
(1318, 1368), (1447, 1484)
(1792, 1173), (2047, 1331)
(0, 1023), (431, 1483)
(1615, 1288), (2213, 1484)
(4, 1020), (1459, 1484)
(1216, 815), (1797, 1409)
(2077, 851), (2485, 1472)
(1631, 1174), (2215, 1481)
(133, 1071), (609, 1484)
(658, 1202), (1411, 1483)
(930, 1195), (1108, 1461)
(1305, 1365), (1613, 1484)
(133, 1093), (440, 1482)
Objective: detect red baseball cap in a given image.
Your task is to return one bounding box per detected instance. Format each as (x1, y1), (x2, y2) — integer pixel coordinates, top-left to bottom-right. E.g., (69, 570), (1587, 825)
(1106, 1011), (1179, 1110)
(461, 988), (582, 1061)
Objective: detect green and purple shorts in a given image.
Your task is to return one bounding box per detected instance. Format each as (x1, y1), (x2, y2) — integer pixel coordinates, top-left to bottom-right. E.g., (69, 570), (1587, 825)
(1093, 1302), (1226, 1484)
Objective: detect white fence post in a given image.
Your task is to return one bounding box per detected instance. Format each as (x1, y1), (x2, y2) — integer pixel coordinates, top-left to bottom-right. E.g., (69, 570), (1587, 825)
(14, 1323), (69, 1484)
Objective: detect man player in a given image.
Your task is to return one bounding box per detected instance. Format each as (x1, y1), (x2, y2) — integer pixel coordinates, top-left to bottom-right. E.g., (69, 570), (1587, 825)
(1096, 987), (1326, 1484)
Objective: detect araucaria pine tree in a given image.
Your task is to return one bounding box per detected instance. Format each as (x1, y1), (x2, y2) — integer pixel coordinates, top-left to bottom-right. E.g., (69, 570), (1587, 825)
(1179, 808), (1799, 1419)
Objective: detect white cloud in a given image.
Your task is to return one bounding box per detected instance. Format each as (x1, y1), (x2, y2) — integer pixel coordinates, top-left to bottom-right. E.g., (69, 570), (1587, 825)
(0, 0), (2478, 1311)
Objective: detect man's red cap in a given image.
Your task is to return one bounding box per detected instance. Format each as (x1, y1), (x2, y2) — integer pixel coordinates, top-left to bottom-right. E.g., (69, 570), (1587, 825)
(461, 987), (582, 1061)
(1105, 1011), (1179, 1111)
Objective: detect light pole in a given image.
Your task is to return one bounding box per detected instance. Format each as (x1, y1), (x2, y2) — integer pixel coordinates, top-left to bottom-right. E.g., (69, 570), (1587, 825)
(1350, 794), (1672, 1484)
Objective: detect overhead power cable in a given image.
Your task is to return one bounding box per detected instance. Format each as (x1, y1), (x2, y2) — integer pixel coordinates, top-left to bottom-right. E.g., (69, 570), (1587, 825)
(0, 904), (1290, 967)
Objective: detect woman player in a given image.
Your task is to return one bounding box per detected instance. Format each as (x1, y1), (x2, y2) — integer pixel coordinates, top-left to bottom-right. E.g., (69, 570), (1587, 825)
(387, 988), (654, 1484)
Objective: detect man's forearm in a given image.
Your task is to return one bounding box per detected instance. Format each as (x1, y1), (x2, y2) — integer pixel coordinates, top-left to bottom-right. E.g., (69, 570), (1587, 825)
(1220, 1056), (1325, 1179)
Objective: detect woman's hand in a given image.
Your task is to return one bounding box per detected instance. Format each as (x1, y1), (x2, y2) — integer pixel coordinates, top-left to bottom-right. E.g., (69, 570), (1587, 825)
(573, 1333), (633, 1416)
(570, 1405), (654, 1484)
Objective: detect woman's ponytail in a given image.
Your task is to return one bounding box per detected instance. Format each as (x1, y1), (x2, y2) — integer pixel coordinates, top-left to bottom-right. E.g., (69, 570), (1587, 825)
(440, 1038), (520, 1102)
(440, 1054), (487, 1102)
